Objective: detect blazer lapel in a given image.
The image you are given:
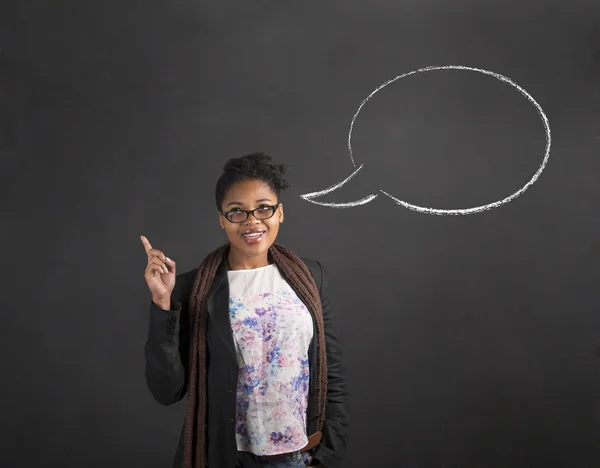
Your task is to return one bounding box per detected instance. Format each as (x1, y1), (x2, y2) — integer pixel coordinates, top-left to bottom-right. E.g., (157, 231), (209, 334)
(207, 260), (237, 362)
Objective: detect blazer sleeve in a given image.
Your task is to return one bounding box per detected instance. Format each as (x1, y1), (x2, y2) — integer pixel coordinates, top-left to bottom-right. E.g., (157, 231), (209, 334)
(312, 261), (349, 468)
(144, 294), (190, 406)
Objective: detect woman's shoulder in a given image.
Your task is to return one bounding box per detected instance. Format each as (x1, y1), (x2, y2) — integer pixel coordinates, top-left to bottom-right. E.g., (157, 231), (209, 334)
(175, 268), (199, 283)
(299, 256), (322, 270)
(299, 256), (324, 289)
(171, 267), (199, 302)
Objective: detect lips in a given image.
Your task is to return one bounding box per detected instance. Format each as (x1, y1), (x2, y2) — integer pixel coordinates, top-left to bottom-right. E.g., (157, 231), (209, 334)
(241, 230), (266, 244)
(242, 230), (265, 238)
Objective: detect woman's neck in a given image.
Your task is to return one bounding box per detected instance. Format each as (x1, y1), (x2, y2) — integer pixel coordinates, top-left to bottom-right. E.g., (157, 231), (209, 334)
(227, 249), (271, 270)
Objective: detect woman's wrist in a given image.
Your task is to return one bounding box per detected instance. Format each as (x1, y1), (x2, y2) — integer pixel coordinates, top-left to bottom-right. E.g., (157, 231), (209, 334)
(152, 296), (171, 310)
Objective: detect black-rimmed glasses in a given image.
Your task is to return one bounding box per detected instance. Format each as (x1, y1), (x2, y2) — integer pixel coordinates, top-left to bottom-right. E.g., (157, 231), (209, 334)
(220, 203), (281, 223)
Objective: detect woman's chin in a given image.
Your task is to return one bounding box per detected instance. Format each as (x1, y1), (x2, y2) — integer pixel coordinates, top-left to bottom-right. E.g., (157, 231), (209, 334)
(232, 239), (270, 256)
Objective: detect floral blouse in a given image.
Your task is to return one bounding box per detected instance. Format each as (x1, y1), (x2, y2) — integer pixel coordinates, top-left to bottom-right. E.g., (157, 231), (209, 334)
(227, 264), (314, 456)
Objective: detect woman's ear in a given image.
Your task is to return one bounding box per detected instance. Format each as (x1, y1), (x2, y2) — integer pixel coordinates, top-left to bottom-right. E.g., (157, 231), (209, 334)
(218, 213), (225, 229)
(279, 203), (284, 223)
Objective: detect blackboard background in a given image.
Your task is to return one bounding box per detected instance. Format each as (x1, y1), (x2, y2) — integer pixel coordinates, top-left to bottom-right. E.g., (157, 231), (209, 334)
(2, 1), (600, 467)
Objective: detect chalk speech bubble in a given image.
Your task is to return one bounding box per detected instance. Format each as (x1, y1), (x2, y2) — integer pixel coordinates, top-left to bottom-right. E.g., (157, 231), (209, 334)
(300, 65), (552, 215)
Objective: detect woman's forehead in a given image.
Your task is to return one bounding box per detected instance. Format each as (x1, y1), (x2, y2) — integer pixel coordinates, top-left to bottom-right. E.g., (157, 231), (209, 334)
(224, 179), (276, 201)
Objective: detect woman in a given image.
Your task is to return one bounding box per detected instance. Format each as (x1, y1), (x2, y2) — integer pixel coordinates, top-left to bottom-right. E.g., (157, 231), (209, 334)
(141, 153), (348, 468)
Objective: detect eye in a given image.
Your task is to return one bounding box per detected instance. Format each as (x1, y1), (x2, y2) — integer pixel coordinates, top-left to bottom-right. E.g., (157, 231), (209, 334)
(257, 205), (271, 211)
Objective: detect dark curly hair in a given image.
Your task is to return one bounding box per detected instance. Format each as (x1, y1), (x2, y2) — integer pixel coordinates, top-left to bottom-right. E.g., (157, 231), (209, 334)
(215, 152), (290, 211)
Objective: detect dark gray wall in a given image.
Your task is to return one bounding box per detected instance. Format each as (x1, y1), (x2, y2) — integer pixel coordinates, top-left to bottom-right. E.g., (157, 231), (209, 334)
(3, 1), (600, 467)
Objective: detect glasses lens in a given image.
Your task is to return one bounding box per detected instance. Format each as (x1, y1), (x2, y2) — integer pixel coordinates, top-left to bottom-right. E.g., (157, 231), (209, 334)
(228, 211), (247, 223)
(254, 206), (275, 220)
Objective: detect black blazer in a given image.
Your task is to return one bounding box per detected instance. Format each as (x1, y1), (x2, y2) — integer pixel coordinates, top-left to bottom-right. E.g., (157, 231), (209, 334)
(144, 256), (348, 468)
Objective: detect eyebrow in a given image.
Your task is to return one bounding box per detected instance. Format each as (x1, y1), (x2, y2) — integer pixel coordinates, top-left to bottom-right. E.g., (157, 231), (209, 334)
(225, 198), (273, 208)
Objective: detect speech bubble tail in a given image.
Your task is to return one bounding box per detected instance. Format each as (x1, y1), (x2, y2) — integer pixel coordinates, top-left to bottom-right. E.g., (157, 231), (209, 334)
(299, 164), (378, 208)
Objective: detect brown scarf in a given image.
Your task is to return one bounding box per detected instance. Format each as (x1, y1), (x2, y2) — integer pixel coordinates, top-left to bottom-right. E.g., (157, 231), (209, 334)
(183, 243), (328, 468)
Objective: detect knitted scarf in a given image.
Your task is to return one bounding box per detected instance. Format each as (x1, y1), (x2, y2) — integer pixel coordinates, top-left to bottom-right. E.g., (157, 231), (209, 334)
(183, 243), (327, 468)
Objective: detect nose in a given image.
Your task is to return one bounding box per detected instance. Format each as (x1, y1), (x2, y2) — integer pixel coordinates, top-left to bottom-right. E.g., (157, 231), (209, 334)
(244, 215), (263, 225)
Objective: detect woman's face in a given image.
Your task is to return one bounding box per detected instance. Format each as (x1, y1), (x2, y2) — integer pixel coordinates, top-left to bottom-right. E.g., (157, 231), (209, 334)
(219, 179), (284, 265)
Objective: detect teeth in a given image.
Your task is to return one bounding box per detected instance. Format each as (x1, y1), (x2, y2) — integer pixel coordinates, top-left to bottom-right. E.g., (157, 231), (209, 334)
(243, 232), (264, 238)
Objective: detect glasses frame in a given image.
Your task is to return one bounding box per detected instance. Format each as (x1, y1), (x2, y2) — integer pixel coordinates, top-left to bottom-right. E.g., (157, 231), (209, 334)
(220, 203), (281, 224)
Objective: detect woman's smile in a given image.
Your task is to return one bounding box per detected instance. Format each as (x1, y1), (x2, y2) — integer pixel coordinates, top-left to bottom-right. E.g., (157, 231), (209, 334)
(241, 228), (267, 244)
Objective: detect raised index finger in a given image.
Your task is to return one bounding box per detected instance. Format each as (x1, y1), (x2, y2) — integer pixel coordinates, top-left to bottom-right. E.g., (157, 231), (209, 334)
(140, 235), (153, 255)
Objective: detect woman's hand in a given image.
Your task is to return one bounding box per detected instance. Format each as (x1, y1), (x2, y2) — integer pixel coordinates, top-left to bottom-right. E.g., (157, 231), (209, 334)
(140, 235), (176, 305)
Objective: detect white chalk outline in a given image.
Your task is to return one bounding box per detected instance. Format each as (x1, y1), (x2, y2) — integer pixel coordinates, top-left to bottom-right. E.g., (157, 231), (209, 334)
(300, 163), (378, 206)
(301, 65), (551, 214)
